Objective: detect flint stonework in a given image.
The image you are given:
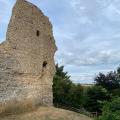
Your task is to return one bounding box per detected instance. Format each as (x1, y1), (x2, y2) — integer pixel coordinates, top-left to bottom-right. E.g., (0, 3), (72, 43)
(0, 0), (57, 109)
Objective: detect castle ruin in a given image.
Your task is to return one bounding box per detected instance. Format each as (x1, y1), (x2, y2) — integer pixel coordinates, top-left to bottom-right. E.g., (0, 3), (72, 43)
(0, 0), (57, 111)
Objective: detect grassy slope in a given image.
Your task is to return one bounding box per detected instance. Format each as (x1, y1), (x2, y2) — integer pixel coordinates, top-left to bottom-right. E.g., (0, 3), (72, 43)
(0, 107), (93, 120)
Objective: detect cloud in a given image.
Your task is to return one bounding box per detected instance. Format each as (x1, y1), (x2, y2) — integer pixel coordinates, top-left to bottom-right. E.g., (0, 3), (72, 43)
(71, 74), (94, 84)
(1, 0), (120, 83)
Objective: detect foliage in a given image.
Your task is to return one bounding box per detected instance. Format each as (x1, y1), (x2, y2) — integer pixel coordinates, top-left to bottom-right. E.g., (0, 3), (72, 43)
(83, 86), (111, 113)
(94, 71), (120, 91)
(97, 97), (120, 120)
(69, 83), (84, 108)
(53, 64), (72, 104)
(53, 64), (83, 108)
(53, 64), (120, 117)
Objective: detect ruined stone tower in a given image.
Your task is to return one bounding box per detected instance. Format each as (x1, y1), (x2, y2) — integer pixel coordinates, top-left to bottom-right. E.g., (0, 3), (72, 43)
(0, 0), (57, 110)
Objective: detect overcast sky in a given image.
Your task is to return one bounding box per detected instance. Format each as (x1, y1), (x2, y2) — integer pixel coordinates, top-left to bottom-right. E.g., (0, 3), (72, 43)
(0, 0), (120, 84)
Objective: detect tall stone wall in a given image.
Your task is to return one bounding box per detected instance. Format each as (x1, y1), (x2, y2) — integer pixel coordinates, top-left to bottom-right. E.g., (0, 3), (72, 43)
(0, 0), (57, 110)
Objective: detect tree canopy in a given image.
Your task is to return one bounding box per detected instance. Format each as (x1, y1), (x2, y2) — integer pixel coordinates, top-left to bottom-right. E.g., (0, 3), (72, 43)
(94, 71), (120, 91)
(53, 64), (83, 108)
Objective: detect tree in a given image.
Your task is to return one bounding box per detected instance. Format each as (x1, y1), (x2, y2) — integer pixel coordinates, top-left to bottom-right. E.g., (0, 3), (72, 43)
(116, 67), (120, 87)
(53, 64), (84, 109)
(94, 71), (120, 91)
(97, 97), (120, 120)
(69, 84), (84, 108)
(83, 86), (111, 114)
(53, 64), (73, 105)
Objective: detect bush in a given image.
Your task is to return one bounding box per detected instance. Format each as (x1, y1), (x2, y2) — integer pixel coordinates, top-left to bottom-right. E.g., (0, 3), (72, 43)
(83, 86), (111, 114)
(69, 84), (84, 108)
(97, 97), (120, 120)
(111, 88), (120, 97)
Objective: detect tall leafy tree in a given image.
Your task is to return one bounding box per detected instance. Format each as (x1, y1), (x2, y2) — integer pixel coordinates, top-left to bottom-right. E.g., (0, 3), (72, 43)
(94, 71), (120, 91)
(53, 64), (72, 105)
(116, 67), (120, 85)
(53, 64), (83, 108)
(111, 67), (120, 97)
(69, 84), (84, 108)
(83, 86), (111, 113)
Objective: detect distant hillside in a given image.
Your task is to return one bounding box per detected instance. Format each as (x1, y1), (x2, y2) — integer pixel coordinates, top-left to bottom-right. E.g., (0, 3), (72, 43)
(0, 107), (93, 120)
(81, 84), (94, 87)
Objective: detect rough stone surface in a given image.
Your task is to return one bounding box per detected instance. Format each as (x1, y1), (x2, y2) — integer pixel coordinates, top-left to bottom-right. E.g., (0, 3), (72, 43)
(0, 0), (57, 110)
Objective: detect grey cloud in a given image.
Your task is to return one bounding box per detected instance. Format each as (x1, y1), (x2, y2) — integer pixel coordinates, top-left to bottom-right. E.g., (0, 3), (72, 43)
(1, 0), (120, 83)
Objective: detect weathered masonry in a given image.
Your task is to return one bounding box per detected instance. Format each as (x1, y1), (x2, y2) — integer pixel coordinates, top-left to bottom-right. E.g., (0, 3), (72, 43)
(0, 0), (57, 110)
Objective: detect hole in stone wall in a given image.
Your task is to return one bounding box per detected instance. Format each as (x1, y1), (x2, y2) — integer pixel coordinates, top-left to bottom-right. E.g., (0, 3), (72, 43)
(43, 61), (47, 68)
(36, 30), (40, 37)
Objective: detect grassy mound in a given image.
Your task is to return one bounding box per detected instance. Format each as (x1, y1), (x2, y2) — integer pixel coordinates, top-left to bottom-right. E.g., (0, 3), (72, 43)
(0, 107), (93, 120)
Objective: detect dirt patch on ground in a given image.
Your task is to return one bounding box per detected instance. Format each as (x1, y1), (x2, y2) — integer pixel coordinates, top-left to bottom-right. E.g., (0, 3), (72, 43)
(0, 107), (93, 120)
